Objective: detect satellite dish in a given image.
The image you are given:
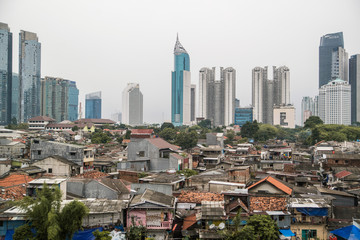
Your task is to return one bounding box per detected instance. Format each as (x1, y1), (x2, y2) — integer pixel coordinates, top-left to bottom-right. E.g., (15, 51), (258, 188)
(219, 223), (225, 230)
(209, 224), (215, 229)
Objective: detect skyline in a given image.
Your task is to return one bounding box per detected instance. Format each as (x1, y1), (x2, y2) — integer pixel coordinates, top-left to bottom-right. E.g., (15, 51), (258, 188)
(1, 0), (360, 124)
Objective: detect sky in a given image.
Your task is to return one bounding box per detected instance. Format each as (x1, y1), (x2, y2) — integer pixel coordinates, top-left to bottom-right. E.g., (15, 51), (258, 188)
(1, 0), (360, 124)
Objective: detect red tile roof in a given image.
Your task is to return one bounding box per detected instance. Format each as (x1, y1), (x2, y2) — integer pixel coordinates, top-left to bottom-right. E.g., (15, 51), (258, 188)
(131, 129), (154, 134)
(177, 191), (224, 203)
(146, 138), (180, 150)
(1, 185), (27, 200)
(335, 170), (352, 179)
(74, 170), (109, 179)
(249, 196), (287, 211)
(247, 176), (292, 195)
(0, 174), (34, 188)
(182, 214), (197, 230)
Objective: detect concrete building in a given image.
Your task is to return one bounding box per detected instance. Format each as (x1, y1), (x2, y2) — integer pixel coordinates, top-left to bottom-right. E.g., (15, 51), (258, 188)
(301, 96), (315, 126)
(171, 34), (191, 126)
(319, 32), (347, 87)
(252, 66), (290, 125)
(19, 30), (41, 123)
(85, 91), (101, 119)
(273, 105), (296, 128)
(122, 83), (143, 125)
(199, 67), (236, 126)
(190, 84), (196, 122)
(234, 107), (253, 126)
(319, 79), (351, 125)
(30, 156), (81, 176)
(27, 116), (55, 130)
(11, 73), (20, 122)
(313, 95), (319, 117)
(0, 138), (25, 159)
(349, 54), (360, 123)
(0, 23), (12, 125)
(27, 177), (67, 200)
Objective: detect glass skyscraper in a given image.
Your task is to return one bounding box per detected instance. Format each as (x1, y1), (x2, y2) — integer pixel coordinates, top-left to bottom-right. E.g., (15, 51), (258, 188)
(11, 73), (20, 122)
(319, 32), (347, 87)
(171, 35), (191, 126)
(234, 107), (253, 127)
(349, 54), (360, 124)
(68, 81), (79, 121)
(19, 30), (41, 123)
(85, 91), (102, 119)
(0, 23), (12, 125)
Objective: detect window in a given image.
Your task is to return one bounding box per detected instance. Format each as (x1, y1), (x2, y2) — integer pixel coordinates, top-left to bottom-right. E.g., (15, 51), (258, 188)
(302, 229), (317, 240)
(37, 150), (42, 155)
(70, 152), (76, 156)
(138, 151), (145, 157)
(279, 215), (284, 221)
(48, 168), (52, 173)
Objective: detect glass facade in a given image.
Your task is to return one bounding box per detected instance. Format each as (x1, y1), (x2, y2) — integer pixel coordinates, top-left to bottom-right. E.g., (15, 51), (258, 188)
(11, 73), (20, 122)
(234, 107), (253, 126)
(68, 81), (79, 121)
(319, 32), (344, 87)
(85, 91), (102, 119)
(172, 36), (190, 126)
(19, 30), (41, 123)
(349, 54), (360, 123)
(0, 23), (12, 125)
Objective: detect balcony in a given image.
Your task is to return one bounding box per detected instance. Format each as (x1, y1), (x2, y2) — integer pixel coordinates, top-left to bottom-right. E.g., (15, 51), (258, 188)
(146, 221), (172, 229)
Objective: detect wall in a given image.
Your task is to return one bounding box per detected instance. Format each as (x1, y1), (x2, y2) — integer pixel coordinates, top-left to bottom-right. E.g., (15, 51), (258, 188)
(248, 182), (285, 194)
(83, 212), (122, 227)
(131, 183), (173, 196)
(291, 224), (327, 240)
(31, 157), (71, 176)
(67, 180), (85, 197)
(84, 180), (118, 200)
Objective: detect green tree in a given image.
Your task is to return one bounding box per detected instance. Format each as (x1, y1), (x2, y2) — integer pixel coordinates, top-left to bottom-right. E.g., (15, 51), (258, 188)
(159, 128), (177, 142)
(219, 210), (255, 240)
(240, 120), (259, 138)
(13, 224), (33, 240)
(304, 116), (323, 129)
(91, 131), (112, 144)
(72, 125), (79, 131)
(176, 131), (198, 150)
(246, 215), (279, 240)
(198, 119), (212, 129)
(14, 183), (88, 240)
(254, 124), (278, 141)
(124, 130), (131, 139)
(177, 169), (198, 178)
(225, 130), (235, 144)
(127, 218), (147, 240)
(93, 230), (111, 240)
(161, 122), (175, 130)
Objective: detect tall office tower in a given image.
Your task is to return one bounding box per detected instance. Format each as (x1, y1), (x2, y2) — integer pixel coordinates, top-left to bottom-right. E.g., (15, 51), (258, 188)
(122, 83), (143, 125)
(171, 35), (191, 126)
(350, 54), (360, 123)
(235, 98), (240, 108)
(0, 23), (12, 125)
(313, 95), (319, 117)
(85, 91), (102, 119)
(301, 96), (314, 126)
(198, 67), (236, 126)
(40, 77), (79, 122)
(319, 32), (348, 87)
(19, 30), (41, 123)
(190, 84), (196, 122)
(252, 66), (290, 125)
(11, 73), (20, 122)
(319, 79), (351, 125)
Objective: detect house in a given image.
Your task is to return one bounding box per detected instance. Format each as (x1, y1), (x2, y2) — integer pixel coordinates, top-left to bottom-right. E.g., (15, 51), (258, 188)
(130, 129), (155, 140)
(316, 186), (357, 207)
(30, 139), (95, 169)
(196, 201), (226, 239)
(30, 156), (81, 176)
(127, 189), (175, 240)
(226, 166), (251, 184)
(208, 181), (245, 193)
(0, 138), (26, 159)
(0, 159), (11, 176)
(74, 118), (116, 128)
(189, 169), (228, 191)
(27, 177), (67, 200)
(247, 176), (293, 196)
(27, 116), (56, 130)
(206, 133), (224, 148)
(0, 204), (26, 237)
(324, 153), (360, 167)
(0, 174), (34, 200)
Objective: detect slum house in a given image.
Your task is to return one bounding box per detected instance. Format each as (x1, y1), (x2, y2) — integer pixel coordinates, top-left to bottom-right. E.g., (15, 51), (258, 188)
(0, 174), (34, 200)
(316, 186), (357, 207)
(0, 138), (25, 159)
(27, 177), (67, 200)
(30, 155), (81, 176)
(188, 169), (228, 191)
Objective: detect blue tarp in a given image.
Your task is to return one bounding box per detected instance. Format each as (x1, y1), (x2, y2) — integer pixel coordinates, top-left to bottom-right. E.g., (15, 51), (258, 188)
(5, 227), (103, 240)
(280, 229), (295, 237)
(296, 207), (328, 216)
(331, 225), (360, 240)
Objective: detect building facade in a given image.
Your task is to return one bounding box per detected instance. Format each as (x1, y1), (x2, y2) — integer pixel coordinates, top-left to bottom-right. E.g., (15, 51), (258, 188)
(252, 66), (290, 125)
(171, 35), (191, 126)
(190, 84), (196, 122)
(349, 54), (360, 124)
(319, 32), (347, 87)
(122, 83), (143, 125)
(319, 79), (351, 125)
(301, 96), (314, 126)
(0, 23), (12, 125)
(273, 105), (296, 129)
(234, 107), (253, 126)
(19, 30), (41, 123)
(85, 91), (102, 119)
(11, 73), (20, 122)
(199, 67), (236, 126)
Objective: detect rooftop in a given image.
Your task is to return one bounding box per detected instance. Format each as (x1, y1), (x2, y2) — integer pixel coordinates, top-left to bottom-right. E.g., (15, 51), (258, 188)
(130, 189), (175, 208)
(146, 138), (180, 150)
(0, 174), (34, 188)
(177, 191), (224, 203)
(73, 170), (109, 179)
(28, 116), (56, 122)
(247, 176), (293, 195)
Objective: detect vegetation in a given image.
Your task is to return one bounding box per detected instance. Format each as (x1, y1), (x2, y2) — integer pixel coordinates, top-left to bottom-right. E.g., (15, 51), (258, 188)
(13, 183), (88, 240)
(159, 128), (177, 142)
(175, 131), (198, 150)
(303, 116), (323, 129)
(93, 230), (111, 240)
(6, 117), (29, 130)
(124, 130), (131, 139)
(91, 130), (112, 144)
(177, 169), (198, 178)
(240, 120), (259, 139)
(161, 122), (175, 130)
(127, 218), (147, 240)
(198, 119), (212, 129)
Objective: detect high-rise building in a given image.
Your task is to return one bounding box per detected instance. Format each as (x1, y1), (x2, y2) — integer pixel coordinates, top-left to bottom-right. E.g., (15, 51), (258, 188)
(171, 35), (191, 126)
(252, 66), (290, 125)
(122, 83), (143, 125)
(349, 54), (360, 124)
(313, 95), (319, 117)
(85, 91), (102, 119)
(19, 30), (41, 123)
(319, 32), (348, 87)
(301, 96), (314, 126)
(190, 84), (196, 122)
(319, 79), (351, 125)
(199, 67), (236, 126)
(273, 105), (296, 129)
(40, 77), (79, 122)
(0, 23), (12, 125)
(11, 73), (20, 122)
(234, 107), (253, 127)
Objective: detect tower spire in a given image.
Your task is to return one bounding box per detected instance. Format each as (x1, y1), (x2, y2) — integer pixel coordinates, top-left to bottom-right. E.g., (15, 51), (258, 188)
(174, 33), (187, 55)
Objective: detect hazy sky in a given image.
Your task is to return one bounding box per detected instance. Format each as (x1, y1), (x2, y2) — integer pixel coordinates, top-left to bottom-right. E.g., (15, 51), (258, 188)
(1, 0), (360, 124)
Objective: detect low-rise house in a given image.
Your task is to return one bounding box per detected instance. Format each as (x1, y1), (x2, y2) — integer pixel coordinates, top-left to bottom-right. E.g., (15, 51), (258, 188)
(28, 116), (56, 130)
(206, 133), (224, 148)
(227, 166), (251, 184)
(0, 204), (26, 237)
(127, 189), (175, 240)
(189, 169), (228, 191)
(30, 156), (81, 176)
(74, 118), (116, 128)
(27, 177), (67, 200)
(208, 181), (245, 193)
(316, 186), (357, 207)
(130, 129), (155, 140)
(196, 201), (226, 239)
(0, 138), (26, 159)
(0, 159), (11, 176)
(0, 174), (34, 200)
(324, 153), (360, 167)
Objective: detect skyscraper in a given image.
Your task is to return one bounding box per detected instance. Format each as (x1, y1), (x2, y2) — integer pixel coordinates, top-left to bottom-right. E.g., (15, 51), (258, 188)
(171, 35), (191, 126)
(19, 30), (41, 123)
(0, 23), (12, 125)
(190, 84), (196, 122)
(319, 79), (351, 125)
(252, 66), (290, 125)
(319, 32), (348, 87)
(198, 67), (236, 126)
(85, 91), (102, 119)
(122, 83), (143, 125)
(349, 54), (360, 124)
(11, 73), (20, 122)
(40, 77), (79, 122)
(301, 96), (314, 126)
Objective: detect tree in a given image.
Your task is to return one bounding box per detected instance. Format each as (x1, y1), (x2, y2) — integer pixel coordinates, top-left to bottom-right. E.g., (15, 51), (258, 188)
(124, 130), (131, 139)
(225, 130), (235, 144)
(240, 121), (259, 138)
(93, 230), (111, 240)
(254, 124), (278, 141)
(177, 169), (198, 178)
(161, 122), (175, 130)
(304, 116), (323, 129)
(127, 218), (147, 240)
(198, 119), (211, 129)
(13, 224), (33, 240)
(91, 131), (112, 144)
(159, 128), (177, 142)
(176, 131), (198, 150)
(72, 125), (79, 131)
(14, 183), (88, 240)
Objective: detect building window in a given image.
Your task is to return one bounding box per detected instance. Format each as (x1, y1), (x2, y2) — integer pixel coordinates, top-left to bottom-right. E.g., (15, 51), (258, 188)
(70, 152), (76, 156)
(279, 215), (284, 221)
(48, 168), (52, 173)
(37, 150), (42, 155)
(138, 151), (145, 157)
